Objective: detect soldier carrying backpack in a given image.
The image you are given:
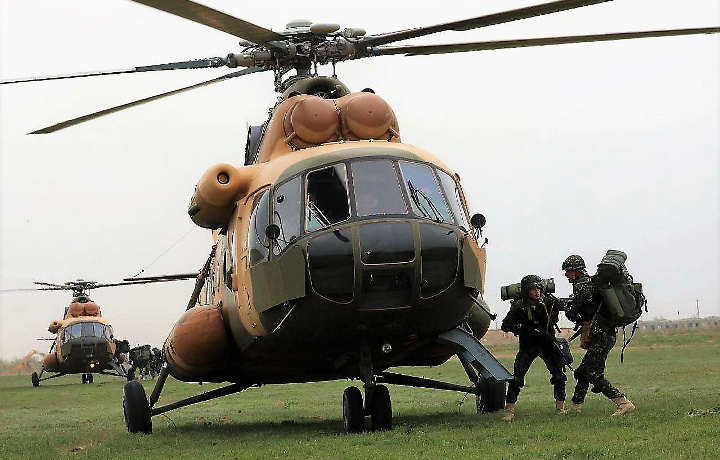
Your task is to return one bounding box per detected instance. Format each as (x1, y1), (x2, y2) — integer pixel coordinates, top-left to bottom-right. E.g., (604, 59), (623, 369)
(562, 254), (636, 417)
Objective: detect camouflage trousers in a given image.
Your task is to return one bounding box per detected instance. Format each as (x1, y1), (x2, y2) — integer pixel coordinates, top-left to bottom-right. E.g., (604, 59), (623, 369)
(571, 328), (624, 404)
(506, 343), (567, 404)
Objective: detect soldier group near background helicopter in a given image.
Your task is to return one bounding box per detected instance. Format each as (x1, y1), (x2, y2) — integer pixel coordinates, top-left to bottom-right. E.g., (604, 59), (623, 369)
(128, 345), (164, 380)
(500, 254), (635, 421)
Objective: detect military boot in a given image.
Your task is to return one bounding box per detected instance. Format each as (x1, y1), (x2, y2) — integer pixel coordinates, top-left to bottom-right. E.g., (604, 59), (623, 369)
(502, 403), (516, 421)
(568, 403), (583, 414)
(555, 401), (566, 414)
(611, 397), (635, 416)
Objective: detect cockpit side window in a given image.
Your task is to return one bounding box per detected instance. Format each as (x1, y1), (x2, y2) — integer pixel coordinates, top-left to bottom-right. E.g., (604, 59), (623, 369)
(305, 164), (350, 231)
(351, 160), (407, 217)
(273, 176), (302, 250)
(398, 161), (453, 223)
(249, 189), (271, 266)
(436, 169), (471, 231)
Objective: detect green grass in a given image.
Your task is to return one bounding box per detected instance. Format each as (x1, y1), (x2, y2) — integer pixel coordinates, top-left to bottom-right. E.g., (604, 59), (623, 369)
(1, 328), (718, 460)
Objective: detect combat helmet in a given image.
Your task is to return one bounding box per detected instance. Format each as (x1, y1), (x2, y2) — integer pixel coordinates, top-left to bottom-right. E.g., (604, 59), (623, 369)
(520, 274), (542, 295)
(561, 254), (586, 271)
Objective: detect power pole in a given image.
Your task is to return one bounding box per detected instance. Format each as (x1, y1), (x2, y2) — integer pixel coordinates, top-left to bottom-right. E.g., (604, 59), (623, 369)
(696, 299), (700, 319)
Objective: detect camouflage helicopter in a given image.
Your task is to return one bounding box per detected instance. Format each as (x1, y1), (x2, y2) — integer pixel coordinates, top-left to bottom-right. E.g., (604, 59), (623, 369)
(1, 0), (717, 434)
(4, 277), (195, 386)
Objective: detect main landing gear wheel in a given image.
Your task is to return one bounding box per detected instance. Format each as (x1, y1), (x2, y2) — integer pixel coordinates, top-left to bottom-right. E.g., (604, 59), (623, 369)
(31, 372), (40, 387)
(82, 373), (88, 384)
(369, 384), (392, 431)
(123, 381), (152, 434)
(87, 373), (94, 384)
(126, 368), (135, 382)
(476, 378), (506, 413)
(342, 386), (364, 433)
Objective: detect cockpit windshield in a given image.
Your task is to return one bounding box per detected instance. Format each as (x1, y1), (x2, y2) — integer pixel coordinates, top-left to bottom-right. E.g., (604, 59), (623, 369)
(61, 321), (111, 343)
(397, 161), (453, 223)
(270, 157), (470, 249)
(351, 160), (408, 217)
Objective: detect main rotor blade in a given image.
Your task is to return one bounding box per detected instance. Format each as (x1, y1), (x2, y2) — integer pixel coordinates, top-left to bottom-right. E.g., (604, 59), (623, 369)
(1, 58), (228, 85)
(366, 27), (720, 57)
(30, 66), (267, 134)
(92, 275), (198, 289)
(130, 0), (287, 46)
(123, 273), (199, 282)
(362, 0), (611, 47)
(32, 281), (67, 289)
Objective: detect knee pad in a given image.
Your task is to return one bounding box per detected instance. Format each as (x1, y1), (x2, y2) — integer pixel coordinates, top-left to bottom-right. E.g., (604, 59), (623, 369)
(550, 374), (567, 386)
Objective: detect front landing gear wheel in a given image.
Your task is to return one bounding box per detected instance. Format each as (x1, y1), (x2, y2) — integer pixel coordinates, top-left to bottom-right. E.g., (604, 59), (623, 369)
(342, 386), (364, 433)
(31, 372), (40, 387)
(123, 381), (152, 434)
(81, 373), (87, 384)
(369, 384), (392, 431)
(476, 378), (506, 413)
(126, 368), (135, 382)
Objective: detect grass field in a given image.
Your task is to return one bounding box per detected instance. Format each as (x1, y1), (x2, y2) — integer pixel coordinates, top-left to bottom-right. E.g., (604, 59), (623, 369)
(1, 328), (717, 460)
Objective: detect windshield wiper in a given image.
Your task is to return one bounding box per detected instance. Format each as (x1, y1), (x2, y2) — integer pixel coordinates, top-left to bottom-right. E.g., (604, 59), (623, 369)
(407, 180), (444, 223)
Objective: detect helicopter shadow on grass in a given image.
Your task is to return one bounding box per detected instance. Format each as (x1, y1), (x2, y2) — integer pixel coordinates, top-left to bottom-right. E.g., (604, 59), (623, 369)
(157, 409), (498, 438)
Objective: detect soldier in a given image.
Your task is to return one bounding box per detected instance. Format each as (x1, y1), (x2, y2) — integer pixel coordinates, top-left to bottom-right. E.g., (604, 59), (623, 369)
(500, 274), (567, 421)
(562, 254), (635, 416)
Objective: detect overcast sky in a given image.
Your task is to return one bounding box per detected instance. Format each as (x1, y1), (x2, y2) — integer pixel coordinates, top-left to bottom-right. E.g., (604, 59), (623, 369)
(1, 0), (718, 360)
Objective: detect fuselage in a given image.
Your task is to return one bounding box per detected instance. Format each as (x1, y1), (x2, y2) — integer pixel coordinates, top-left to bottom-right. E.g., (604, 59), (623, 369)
(166, 142), (489, 383)
(46, 316), (117, 374)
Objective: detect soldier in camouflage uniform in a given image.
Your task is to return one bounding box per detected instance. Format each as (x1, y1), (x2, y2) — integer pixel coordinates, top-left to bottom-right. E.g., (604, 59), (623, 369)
(562, 254), (635, 416)
(500, 275), (567, 421)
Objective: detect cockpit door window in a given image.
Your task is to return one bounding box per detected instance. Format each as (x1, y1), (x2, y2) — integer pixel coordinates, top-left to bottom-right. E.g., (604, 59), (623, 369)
(249, 189), (271, 266)
(273, 176), (303, 251)
(398, 161), (453, 223)
(305, 164), (351, 231)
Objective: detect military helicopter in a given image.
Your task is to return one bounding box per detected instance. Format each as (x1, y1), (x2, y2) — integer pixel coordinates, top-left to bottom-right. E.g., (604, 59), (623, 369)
(1, 0), (717, 434)
(6, 277), (195, 387)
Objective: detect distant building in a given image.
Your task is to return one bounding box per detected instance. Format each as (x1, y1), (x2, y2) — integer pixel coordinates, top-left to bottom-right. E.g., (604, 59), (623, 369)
(637, 316), (719, 332)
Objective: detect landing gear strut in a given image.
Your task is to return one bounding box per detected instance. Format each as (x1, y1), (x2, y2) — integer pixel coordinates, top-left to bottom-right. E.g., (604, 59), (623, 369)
(342, 343), (394, 433)
(341, 384), (393, 433)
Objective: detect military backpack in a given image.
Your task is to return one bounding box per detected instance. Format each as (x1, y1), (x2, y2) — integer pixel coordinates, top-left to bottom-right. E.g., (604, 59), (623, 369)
(592, 249), (647, 327)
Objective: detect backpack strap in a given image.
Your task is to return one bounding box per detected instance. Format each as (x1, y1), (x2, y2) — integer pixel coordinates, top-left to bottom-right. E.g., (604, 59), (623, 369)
(620, 321), (638, 363)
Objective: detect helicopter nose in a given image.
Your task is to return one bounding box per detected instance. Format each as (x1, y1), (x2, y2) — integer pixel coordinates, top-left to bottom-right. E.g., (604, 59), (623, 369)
(306, 221), (459, 306)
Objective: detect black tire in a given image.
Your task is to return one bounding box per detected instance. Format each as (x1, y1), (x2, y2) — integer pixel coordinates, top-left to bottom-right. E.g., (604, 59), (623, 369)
(81, 373), (87, 384)
(31, 372), (40, 387)
(369, 385), (392, 431)
(476, 378), (507, 413)
(123, 381), (152, 434)
(342, 386), (364, 434)
(126, 368), (135, 382)
(88, 373), (94, 384)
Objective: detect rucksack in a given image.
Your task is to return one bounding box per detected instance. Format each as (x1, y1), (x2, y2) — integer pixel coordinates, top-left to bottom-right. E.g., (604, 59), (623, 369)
(592, 249), (648, 362)
(592, 249), (647, 327)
